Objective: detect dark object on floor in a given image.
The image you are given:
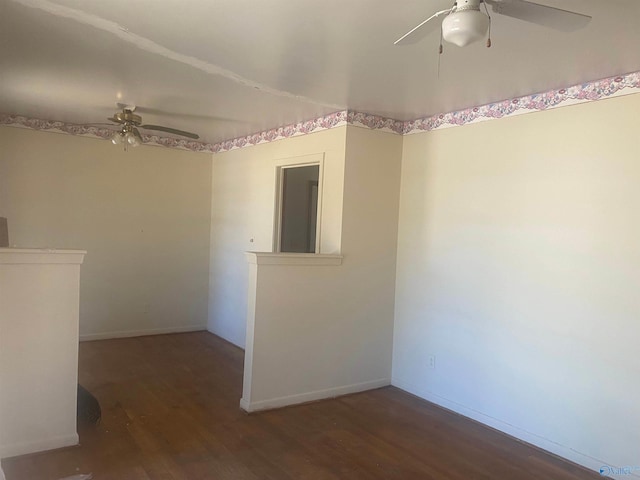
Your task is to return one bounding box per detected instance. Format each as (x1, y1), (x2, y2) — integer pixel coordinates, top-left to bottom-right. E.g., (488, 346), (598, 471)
(77, 384), (101, 426)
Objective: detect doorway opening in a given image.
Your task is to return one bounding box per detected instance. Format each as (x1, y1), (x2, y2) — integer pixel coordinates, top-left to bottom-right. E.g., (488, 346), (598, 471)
(275, 163), (321, 253)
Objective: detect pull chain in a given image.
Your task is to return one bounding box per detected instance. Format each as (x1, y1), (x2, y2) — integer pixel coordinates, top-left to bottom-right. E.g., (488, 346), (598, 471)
(483, 0), (492, 48)
(438, 27), (444, 78)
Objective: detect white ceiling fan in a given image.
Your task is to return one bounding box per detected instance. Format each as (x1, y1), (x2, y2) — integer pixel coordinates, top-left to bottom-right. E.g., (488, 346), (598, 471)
(395, 0), (592, 48)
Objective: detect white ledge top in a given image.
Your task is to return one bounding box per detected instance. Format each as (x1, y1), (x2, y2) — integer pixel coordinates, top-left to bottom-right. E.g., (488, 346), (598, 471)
(245, 252), (343, 266)
(0, 248), (87, 265)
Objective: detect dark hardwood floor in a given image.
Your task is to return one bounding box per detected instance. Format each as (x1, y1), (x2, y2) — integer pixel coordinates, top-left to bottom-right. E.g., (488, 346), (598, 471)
(2, 332), (600, 479)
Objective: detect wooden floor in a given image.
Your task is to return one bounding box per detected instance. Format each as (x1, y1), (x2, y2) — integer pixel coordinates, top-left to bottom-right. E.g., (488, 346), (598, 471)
(2, 332), (599, 480)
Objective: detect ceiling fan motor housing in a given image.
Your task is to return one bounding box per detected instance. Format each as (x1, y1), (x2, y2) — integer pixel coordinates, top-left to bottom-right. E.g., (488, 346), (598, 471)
(442, 0), (490, 47)
(113, 110), (142, 126)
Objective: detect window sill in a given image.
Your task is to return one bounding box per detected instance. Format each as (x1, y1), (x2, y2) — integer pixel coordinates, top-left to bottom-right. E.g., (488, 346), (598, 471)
(245, 252), (343, 266)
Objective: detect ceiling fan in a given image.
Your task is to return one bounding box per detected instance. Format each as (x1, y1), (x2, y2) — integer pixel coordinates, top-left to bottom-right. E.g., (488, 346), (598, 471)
(395, 0), (591, 48)
(103, 104), (200, 149)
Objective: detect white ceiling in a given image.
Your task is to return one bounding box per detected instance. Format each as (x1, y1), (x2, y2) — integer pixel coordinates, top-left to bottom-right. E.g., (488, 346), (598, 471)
(2, 0), (640, 145)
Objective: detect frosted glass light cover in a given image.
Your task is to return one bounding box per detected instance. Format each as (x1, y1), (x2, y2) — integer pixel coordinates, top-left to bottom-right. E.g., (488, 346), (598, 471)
(125, 131), (140, 147)
(442, 10), (489, 47)
(111, 132), (124, 145)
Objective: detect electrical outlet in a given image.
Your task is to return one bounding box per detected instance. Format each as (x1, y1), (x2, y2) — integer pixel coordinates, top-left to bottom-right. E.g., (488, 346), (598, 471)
(428, 355), (436, 369)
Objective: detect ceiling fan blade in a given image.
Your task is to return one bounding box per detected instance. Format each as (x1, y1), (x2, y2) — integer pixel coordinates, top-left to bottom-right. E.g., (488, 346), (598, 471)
(394, 9), (452, 46)
(486, 0), (591, 32)
(139, 124), (200, 140)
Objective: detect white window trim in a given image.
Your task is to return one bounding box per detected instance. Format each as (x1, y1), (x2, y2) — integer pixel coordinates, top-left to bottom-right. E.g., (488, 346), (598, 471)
(272, 153), (325, 254)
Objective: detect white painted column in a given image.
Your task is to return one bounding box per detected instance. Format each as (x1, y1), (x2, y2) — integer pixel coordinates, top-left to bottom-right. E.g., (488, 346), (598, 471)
(0, 248), (86, 458)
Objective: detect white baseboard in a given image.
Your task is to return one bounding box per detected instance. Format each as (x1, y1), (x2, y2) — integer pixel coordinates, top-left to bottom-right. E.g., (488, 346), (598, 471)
(239, 397), (251, 412)
(0, 433), (78, 459)
(79, 325), (207, 342)
(241, 378), (390, 413)
(391, 376), (632, 478)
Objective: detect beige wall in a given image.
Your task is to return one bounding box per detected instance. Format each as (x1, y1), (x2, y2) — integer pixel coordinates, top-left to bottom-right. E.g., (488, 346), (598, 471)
(392, 94), (640, 473)
(240, 126), (403, 411)
(0, 127), (212, 339)
(209, 128), (347, 347)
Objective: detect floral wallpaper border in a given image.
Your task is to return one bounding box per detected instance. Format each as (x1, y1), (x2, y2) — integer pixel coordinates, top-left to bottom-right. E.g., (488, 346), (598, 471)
(402, 70), (640, 135)
(211, 70), (640, 151)
(0, 115), (218, 153)
(211, 111), (348, 153)
(210, 111), (409, 153)
(346, 111), (405, 135)
(2, 71), (640, 154)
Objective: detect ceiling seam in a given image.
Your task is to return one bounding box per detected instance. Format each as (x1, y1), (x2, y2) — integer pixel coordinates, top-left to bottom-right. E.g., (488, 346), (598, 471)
(8, 0), (342, 111)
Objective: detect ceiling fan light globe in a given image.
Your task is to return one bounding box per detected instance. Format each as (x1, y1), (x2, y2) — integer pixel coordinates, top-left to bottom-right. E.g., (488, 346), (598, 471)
(122, 131), (139, 147)
(442, 9), (489, 47)
(111, 132), (124, 145)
